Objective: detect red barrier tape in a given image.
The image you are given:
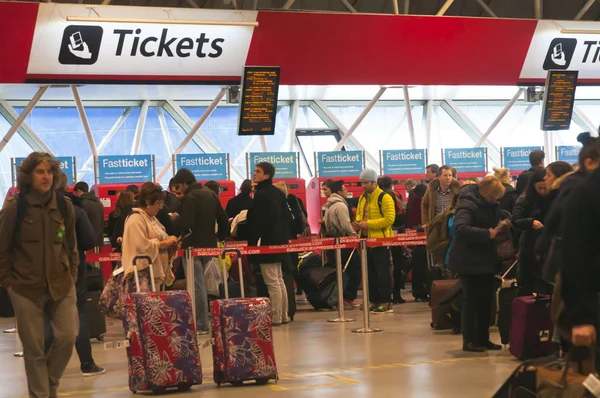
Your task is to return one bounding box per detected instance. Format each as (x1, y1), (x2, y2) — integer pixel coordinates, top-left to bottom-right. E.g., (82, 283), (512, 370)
(85, 232), (426, 262)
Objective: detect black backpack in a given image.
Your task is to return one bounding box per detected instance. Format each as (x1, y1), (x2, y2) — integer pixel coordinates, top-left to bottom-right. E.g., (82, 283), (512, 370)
(13, 191), (70, 248)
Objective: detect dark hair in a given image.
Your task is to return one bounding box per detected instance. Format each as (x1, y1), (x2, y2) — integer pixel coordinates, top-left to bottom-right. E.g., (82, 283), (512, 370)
(438, 165), (453, 177)
(256, 162), (275, 180)
(529, 149), (545, 167)
(240, 179), (253, 195)
(205, 180), (220, 196)
(169, 178), (177, 190)
(173, 168), (196, 186)
(17, 152), (61, 194)
(547, 161), (573, 180)
(126, 184), (140, 195)
(525, 167), (547, 210)
(378, 176), (393, 190)
(413, 184), (427, 197)
(577, 132), (600, 169)
(426, 164), (439, 175)
(322, 179), (344, 194)
(138, 182), (166, 208)
(115, 190), (134, 216)
(74, 181), (89, 193)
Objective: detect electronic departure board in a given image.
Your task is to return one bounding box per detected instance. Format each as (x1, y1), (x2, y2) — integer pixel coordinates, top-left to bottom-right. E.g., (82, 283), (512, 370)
(541, 70), (578, 131)
(238, 66), (281, 136)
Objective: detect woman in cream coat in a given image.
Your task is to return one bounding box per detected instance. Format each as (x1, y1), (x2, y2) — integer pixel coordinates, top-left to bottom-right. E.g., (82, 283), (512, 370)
(122, 182), (178, 290)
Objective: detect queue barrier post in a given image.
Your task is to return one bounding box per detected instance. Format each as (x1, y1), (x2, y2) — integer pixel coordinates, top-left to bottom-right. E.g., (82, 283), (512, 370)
(328, 238), (355, 324)
(185, 248), (196, 329)
(352, 240), (382, 334)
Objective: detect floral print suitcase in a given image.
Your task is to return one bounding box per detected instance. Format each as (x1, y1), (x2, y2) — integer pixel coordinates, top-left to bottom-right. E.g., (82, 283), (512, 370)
(123, 256), (202, 393)
(211, 297), (278, 386)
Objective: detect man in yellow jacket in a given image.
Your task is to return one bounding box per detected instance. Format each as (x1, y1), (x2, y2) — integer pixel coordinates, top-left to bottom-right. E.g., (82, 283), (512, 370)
(354, 168), (396, 314)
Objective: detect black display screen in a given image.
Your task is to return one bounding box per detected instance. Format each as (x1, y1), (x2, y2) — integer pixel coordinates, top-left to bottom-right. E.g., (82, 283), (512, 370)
(541, 70), (578, 131)
(238, 66), (280, 136)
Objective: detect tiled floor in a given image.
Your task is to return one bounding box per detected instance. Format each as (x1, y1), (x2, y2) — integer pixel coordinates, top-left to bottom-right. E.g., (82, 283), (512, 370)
(0, 294), (518, 397)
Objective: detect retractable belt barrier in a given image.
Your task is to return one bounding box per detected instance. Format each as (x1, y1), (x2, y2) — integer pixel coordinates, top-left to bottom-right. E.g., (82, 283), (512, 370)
(85, 232), (427, 262)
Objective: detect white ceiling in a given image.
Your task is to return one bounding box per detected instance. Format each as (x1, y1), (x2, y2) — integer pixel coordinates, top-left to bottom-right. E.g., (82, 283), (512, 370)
(0, 83), (599, 102)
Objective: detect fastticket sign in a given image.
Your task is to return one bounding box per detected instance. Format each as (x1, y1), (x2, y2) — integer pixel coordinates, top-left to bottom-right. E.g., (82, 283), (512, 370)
(502, 147), (542, 171)
(97, 155), (153, 184)
(381, 149), (426, 175)
(249, 152), (297, 179)
(443, 148), (487, 172)
(15, 156), (75, 185)
(317, 151), (364, 177)
(175, 154), (228, 180)
(555, 146), (580, 165)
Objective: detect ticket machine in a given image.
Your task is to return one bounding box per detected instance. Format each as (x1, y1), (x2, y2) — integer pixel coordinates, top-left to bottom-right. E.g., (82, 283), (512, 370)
(92, 183), (142, 221)
(385, 173), (425, 205)
(306, 176), (364, 233)
(199, 180), (236, 209)
(456, 171), (488, 185)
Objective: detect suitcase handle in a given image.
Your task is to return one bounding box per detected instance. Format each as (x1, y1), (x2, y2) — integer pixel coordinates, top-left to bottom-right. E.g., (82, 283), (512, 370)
(219, 246), (245, 299)
(132, 255), (156, 293)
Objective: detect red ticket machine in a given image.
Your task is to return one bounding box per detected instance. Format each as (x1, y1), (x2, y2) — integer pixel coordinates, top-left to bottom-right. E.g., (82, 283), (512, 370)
(385, 174), (425, 205)
(306, 176), (364, 233)
(456, 172), (488, 185)
(92, 183), (142, 221)
(200, 180), (236, 209)
(274, 178), (307, 208)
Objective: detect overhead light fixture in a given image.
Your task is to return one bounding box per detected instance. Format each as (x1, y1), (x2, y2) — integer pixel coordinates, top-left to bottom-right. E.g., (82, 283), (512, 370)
(65, 16), (258, 27)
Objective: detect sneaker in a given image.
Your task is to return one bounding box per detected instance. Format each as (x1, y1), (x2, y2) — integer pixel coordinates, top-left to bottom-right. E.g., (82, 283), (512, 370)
(343, 299), (360, 309)
(82, 364), (106, 377)
(372, 304), (395, 314)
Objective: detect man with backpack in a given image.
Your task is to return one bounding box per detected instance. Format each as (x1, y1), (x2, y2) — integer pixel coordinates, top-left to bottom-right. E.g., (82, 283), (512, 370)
(354, 169), (396, 314)
(73, 181), (105, 248)
(0, 152), (79, 398)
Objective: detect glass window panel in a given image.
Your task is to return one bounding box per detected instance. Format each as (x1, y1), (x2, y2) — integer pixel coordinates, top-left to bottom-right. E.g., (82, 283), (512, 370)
(296, 106), (328, 129)
(297, 135), (339, 177)
(0, 116), (34, 203)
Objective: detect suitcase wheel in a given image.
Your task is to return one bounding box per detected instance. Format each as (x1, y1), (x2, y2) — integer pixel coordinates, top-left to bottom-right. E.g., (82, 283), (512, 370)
(256, 378), (270, 385)
(430, 322), (434, 329)
(152, 388), (167, 394)
(231, 381), (244, 387)
(96, 335), (104, 342)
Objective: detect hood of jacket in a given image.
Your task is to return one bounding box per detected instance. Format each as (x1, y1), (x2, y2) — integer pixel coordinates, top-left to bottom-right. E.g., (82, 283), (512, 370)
(502, 183), (516, 194)
(325, 193), (347, 209)
(428, 178), (461, 195)
(184, 182), (204, 194)
(552, 170), (588, 191)
(80, 191), (99, 202)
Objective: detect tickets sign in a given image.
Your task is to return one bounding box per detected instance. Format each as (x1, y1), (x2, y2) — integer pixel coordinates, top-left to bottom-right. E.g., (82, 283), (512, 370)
(249, 152), (297, 178)
(317, 151), (364, 177)
(175, 154), (228, 180)
(502, 146), (542, 171)
(555, 146), (580, 165)
(443, 148), (487, 172)
(97, 155), (153, 184)
(382, 149), (426, 174)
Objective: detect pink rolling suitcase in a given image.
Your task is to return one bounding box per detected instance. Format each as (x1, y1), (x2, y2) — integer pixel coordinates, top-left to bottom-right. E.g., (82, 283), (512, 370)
(212, 248), (278, 386)
(509, 295), (554, 360)
(123, 255), (202, 393)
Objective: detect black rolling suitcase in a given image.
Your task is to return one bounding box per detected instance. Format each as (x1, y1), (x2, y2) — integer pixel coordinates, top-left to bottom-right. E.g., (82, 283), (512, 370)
(85, 291), (107, 341)
(411, 246), (429, 300)
(496, 261), (520, 345)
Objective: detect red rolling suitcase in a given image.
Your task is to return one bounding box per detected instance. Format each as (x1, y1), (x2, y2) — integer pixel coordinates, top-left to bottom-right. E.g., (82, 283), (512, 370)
(430, 279), (460, 330)
(212, 249), (278, 386)
(123, 256), (203, 393)
(509, 295), (554, 360)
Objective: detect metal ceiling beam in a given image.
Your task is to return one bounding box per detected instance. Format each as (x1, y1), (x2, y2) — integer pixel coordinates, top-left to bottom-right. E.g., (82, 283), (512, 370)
(282, 0), (295, 9)
(333, 87), (387, 151)
(0, 100), (53, 154)
(157, 91), (225, 182)
(474, 0), (497, 17)
(185, 0), (200, 8)
(131, 100), (149, 155)
(534, 0), (542, 19)
(157, 107), (175, 156)
(572, 106), (598, 133)
(437, 0), (455, 15)
(312, 100), (381, 171)
(575, 0), (596, 20)
(475, 89), (524, 147)
(101, 0), (111, 4)
(441, 100), (501, 167)
(79, 107), (133, 180)
(287, 100), (299, 152)
(423, 100), (433, 152)
(392, 0), (399, 14)
(259, 136), (269, 152)
(0, 86), (48, 153)
(339, 0), (358, 13)
(403, 86), (416, 149)
(404, 0), (409, 14)
(71, 85), (98, 165)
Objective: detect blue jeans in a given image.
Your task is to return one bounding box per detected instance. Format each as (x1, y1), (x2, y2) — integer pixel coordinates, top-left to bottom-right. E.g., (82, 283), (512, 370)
(194, 257), (210, 331)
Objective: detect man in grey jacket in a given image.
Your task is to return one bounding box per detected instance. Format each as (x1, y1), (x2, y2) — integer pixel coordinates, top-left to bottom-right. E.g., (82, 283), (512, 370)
(73, 182), (105, 247)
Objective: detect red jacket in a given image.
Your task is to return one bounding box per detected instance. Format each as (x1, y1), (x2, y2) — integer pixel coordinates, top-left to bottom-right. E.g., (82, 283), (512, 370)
(406, 193), (423, 228)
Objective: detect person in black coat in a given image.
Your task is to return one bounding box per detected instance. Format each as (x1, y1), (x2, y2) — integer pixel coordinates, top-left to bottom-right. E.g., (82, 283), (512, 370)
(226, 179), (253, 220)
(512, 168), (547, 292)
(516, 149), (545, 196)
(493, 167), (518, 214)
(246, 162), (293, 326)
(448, 176), (506, 353)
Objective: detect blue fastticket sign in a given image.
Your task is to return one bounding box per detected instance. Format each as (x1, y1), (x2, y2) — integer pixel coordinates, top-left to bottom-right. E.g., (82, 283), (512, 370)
(175, 154), (228, 180)
(443, 148), (487, 172)
(97, 155), (153, 184)
(502, 146), (542, 171)
(15, 156), (75, 185)
(249, 152), (298, 179)
(317, 151), (364, 177)
(555, 146), (580, 165)
(382, 149), (426, 174)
